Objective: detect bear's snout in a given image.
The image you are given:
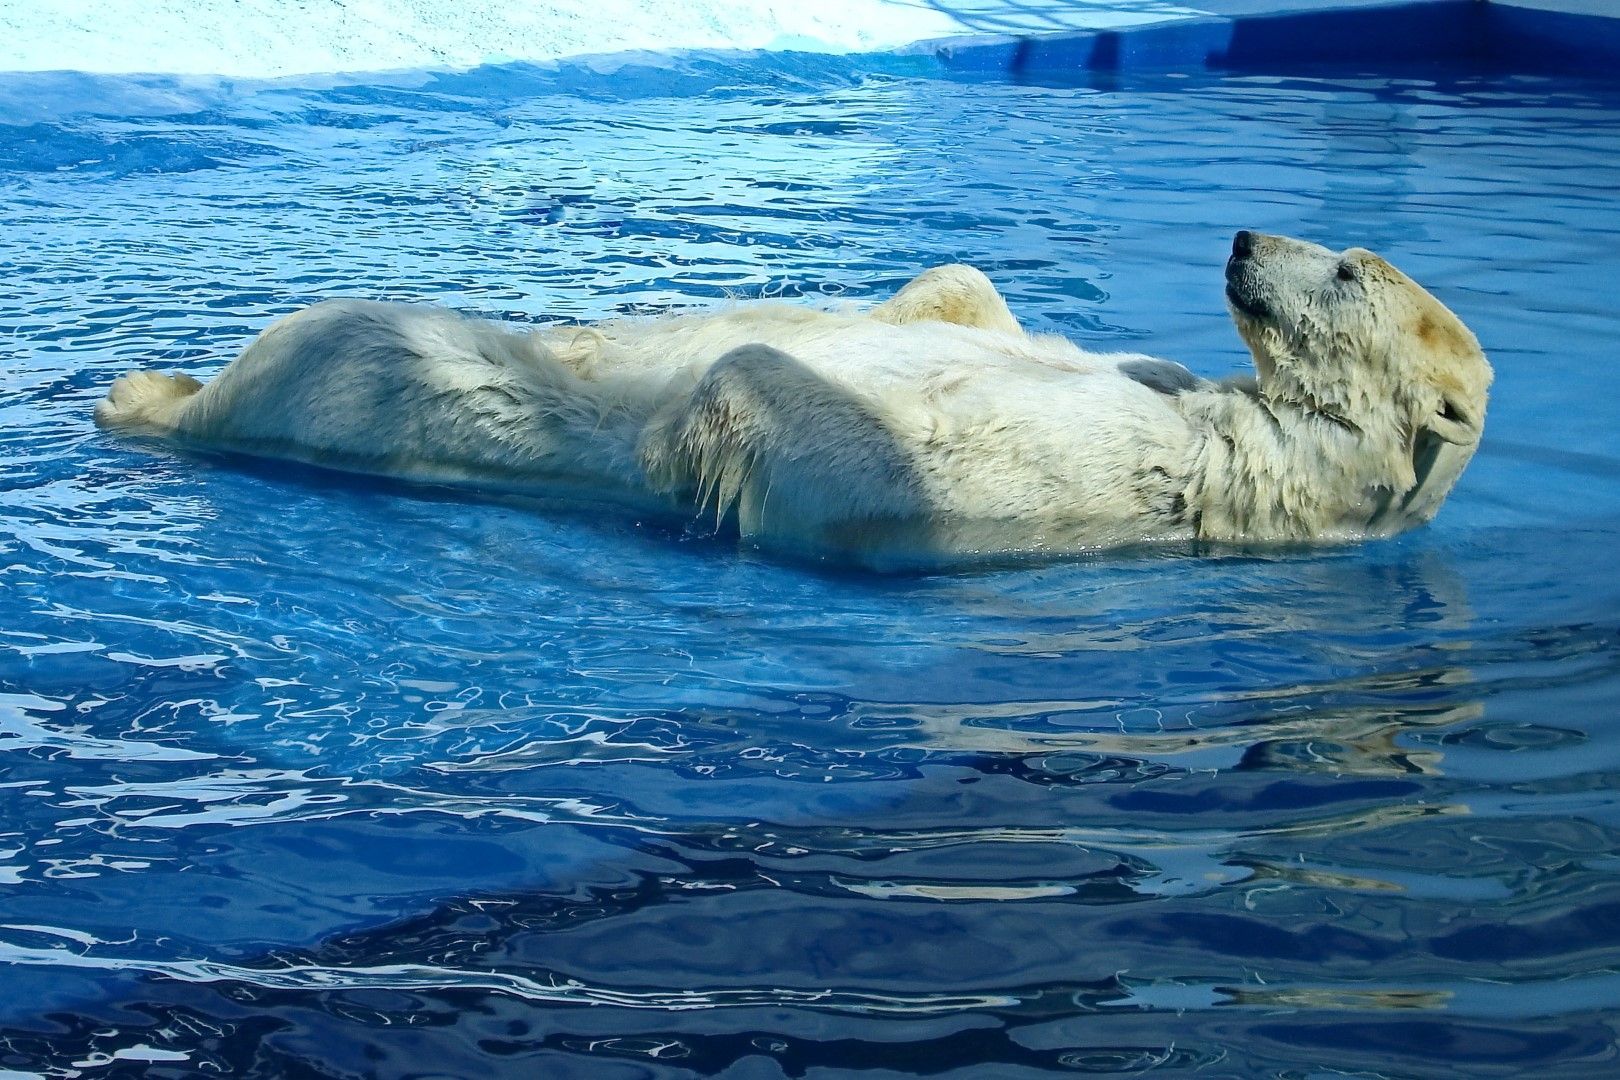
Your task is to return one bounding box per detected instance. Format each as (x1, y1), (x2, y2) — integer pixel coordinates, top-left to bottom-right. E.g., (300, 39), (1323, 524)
(1231, 230), (1255, 260)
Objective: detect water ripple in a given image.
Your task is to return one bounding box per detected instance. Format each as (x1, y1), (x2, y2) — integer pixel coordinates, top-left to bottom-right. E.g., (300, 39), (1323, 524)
(2, 55), (1619, 1078)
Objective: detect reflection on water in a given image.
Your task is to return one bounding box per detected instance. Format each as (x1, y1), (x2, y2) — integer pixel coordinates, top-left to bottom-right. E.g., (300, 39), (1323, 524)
(1, 54), (1619, 1077)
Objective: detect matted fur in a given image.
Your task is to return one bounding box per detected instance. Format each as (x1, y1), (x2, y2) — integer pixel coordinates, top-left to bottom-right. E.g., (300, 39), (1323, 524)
(94, 235), (1491, 565)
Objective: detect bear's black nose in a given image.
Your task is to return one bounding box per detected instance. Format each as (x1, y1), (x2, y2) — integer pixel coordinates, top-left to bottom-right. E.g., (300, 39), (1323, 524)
(1232, 230), (1254, 259)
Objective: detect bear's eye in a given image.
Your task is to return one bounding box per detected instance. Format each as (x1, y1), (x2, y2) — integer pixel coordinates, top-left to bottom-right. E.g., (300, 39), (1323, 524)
(1336, 263), (1358, 283)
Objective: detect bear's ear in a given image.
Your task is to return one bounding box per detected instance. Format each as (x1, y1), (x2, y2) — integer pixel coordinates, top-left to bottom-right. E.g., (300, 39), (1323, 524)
(1410, 307), (1488, 446)
(1424, 393), (1476, 446)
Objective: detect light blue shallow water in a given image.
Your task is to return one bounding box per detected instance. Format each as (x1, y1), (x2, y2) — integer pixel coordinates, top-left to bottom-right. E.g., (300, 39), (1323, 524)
(2, 53), (1619, 1078)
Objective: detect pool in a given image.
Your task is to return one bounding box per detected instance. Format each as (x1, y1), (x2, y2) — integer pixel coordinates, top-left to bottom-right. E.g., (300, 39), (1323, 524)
(3, 42), (1620, 1079)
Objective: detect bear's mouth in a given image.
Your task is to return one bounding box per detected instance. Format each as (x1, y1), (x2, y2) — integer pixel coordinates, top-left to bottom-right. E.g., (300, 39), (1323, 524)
(1224, 280), (1270, 321)
(1223, 256), (1270, 320)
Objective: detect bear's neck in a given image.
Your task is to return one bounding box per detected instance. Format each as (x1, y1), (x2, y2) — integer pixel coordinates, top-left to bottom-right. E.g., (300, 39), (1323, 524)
(1179, 386), (1417, 542)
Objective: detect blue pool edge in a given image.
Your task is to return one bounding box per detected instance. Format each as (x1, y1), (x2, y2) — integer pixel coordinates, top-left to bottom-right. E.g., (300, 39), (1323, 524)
(893, 0), (1620, 74)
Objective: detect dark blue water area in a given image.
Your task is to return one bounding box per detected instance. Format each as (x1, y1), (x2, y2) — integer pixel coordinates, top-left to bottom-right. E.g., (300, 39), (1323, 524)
(1, 49), (1619, 1078)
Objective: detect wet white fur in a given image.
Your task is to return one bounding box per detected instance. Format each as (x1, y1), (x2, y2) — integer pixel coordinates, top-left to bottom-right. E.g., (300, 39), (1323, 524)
(94, 236), (1490, 566)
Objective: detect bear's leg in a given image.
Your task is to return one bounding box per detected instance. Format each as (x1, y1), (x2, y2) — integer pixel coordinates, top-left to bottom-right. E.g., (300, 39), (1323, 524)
(871, 264), (1025, 337)
(94, 370), (204, 433)
(639, 343), (927, 544)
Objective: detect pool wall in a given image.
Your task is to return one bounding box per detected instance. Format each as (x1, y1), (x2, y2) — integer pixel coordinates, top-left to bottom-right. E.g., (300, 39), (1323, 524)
(3, 1), (1617, 80)
(910, 0), (1620, 74)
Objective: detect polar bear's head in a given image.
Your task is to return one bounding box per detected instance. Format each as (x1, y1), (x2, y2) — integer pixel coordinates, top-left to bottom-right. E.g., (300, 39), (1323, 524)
(1223, 231), (1492, 527)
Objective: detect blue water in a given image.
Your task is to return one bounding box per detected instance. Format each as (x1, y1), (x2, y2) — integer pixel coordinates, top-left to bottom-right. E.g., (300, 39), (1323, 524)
(2, 52), (1619, 1078)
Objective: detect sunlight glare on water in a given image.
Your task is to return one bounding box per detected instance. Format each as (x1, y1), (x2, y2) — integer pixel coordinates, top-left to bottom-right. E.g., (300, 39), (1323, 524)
(1, 53), (1619, 1077)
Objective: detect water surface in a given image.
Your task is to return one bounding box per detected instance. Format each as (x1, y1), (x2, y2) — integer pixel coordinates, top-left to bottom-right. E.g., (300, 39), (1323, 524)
(2, 53), (1619, 1078)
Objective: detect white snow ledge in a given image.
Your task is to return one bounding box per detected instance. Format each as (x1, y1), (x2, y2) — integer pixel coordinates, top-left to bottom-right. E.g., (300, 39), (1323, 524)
(0, 0), (1204, 78)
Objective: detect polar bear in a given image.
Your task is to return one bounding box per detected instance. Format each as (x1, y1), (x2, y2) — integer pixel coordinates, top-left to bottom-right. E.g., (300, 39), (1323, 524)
(95, 232), (1490, 565)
